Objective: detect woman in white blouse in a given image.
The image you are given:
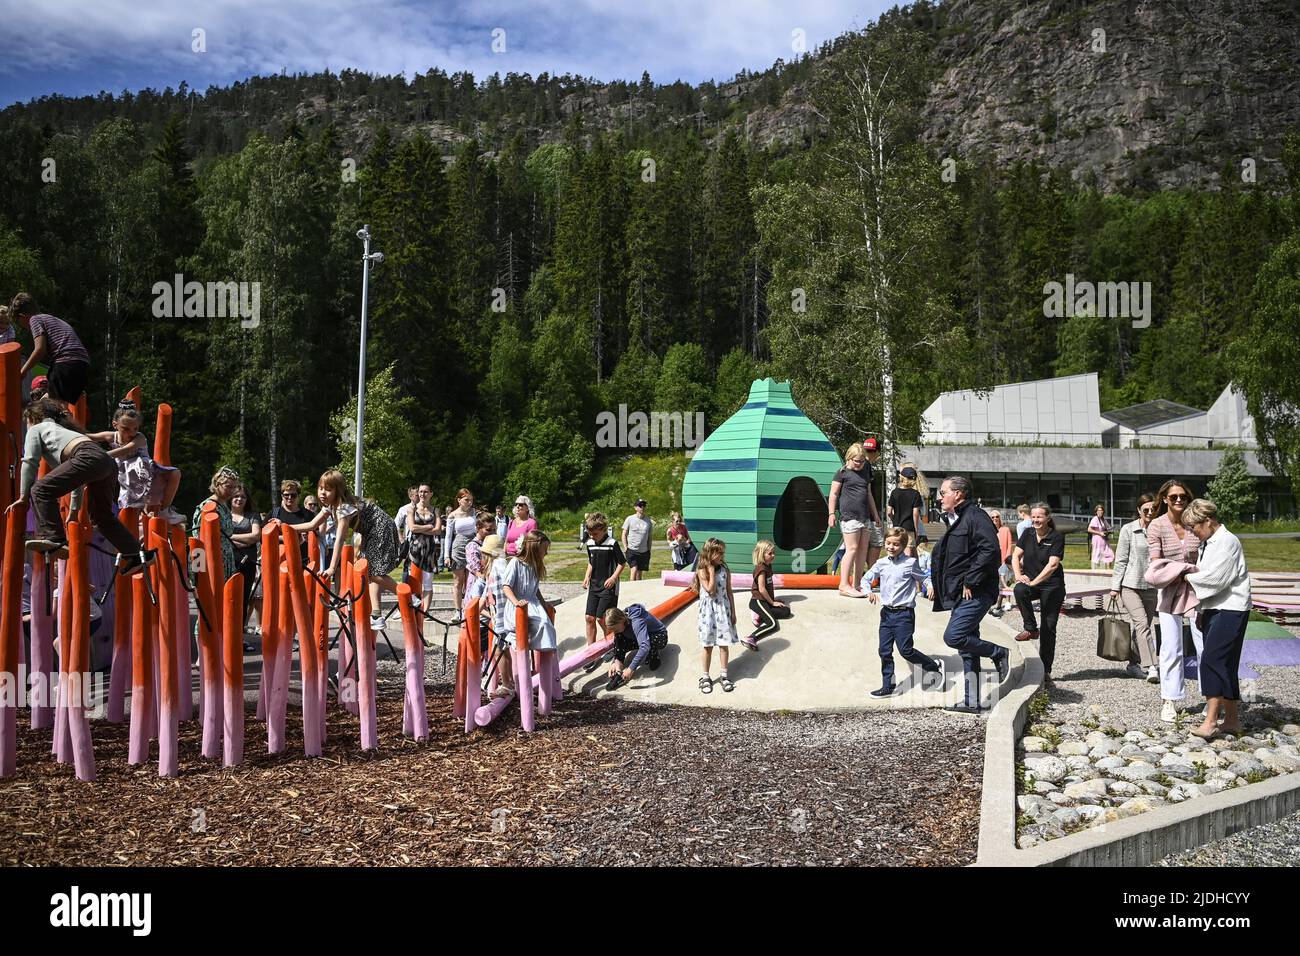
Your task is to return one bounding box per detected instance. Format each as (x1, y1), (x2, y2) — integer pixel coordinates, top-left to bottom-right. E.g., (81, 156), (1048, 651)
(1182, 499), (1251, 739)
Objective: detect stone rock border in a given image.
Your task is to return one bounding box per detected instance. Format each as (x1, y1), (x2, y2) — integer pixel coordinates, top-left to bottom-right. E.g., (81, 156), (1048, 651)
(974, 639), (1300, 866)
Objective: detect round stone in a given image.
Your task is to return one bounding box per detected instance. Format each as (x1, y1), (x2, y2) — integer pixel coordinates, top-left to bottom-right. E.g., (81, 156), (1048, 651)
(1022, 736), (1049, 753)
(1051, 807), (1081, 828)
(1026, 756), (1068, 783)
(1095, 755), (1127, 770)
(1057, 741), (1089, 756)
(1064, 778), (1109, 800)
(1107, 781), (1140, 797)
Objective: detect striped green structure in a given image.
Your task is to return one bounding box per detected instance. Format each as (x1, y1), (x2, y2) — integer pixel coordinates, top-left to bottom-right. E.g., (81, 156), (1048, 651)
(681, 378), (843, 573)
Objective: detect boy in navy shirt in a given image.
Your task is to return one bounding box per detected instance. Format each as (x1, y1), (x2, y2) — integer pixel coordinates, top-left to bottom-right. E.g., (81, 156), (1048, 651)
(602, 604), (669, 691)
(865, 528), (941, 697)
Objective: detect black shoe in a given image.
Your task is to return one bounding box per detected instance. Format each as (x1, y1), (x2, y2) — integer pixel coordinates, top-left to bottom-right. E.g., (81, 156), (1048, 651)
(945, 703), (984, 715)
(989, 606), (1003, 618)
(992, 646), (1010, 682)
(117, 549), (157, 577)
(646, 653), (661, 671)
(869, 685), (896, 698)
(583, 659), (601, 674)
(606, 673), (625, 692)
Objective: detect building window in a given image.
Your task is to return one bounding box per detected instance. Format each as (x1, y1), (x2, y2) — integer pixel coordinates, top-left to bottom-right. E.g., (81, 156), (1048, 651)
(1041, 474), (1073, 515)
(1005, 474), (1040, 511)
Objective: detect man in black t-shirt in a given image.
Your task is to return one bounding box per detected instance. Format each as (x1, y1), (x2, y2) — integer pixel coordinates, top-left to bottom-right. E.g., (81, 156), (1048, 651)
(1011, 504), (1067, 681)
(269, 479), (315, 563)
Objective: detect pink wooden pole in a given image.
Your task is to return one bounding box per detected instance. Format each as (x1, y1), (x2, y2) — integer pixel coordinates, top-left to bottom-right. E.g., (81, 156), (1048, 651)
(66, 519), (96, 781)
(53, 554), (72, 762)
(352, 560), (377, 751)
(149, 519), (179, 777)
(171, 526), (191, 723)
(222, 574), (244, 767)
(106, 507), (139, 723)
(514, 604), (535, 732)
(397, 582), (427, 741)
(267, 564), (293, 753)
(29, 553), (54, 730)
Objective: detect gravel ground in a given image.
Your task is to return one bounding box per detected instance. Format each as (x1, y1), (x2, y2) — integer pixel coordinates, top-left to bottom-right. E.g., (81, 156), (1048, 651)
(1153, 809), (1300, 867)
(2, 625), (985, 867)
(1004, 605), (1300, 731)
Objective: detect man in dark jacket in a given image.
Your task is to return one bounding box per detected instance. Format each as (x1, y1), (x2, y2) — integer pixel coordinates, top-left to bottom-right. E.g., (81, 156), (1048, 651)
(932, 476), (1010, 712)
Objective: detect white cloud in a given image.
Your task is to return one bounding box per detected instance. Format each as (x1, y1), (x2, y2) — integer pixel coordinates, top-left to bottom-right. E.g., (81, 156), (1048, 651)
(1, 0), (894, 91)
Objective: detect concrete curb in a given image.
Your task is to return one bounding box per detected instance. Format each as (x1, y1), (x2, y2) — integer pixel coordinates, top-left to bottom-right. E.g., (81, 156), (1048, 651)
(972, 634), (1300, 866)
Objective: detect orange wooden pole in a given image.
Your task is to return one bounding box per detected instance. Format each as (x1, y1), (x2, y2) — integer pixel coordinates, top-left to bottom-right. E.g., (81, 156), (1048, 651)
(397, 581), (427, 741)
(257, 521), (280, 724)
(281, 524), (320, 756)
(351, 559), (377, 750)
(127, 556), (155, 765)
(66, 518), (95, 780)
(0, 499), (25, 778)
(338, 543), (358, 715)
(197, 509), (224, 759)
(153, 402), (172, 467)
(53, 551), (73, 762)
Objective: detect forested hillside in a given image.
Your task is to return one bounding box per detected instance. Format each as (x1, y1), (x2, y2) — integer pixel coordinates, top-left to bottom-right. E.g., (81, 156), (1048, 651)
(2, 0), (1298, 514)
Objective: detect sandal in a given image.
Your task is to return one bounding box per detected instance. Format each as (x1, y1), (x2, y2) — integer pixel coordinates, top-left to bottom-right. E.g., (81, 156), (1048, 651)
(718, 675), (735, 693)
(699, 676), (713, 695)
(491, 685), (516, 700)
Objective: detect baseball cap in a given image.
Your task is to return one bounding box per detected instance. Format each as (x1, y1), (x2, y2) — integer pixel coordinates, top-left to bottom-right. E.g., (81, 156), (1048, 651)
(863, 438), (879, 451)
(30, 375), (48, 390)
(635, 498), (647, 507)
(900, 466), (917, 478)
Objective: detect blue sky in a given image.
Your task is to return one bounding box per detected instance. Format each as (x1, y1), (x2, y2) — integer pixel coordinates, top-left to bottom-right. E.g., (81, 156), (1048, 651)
(0, 0), (897, 108)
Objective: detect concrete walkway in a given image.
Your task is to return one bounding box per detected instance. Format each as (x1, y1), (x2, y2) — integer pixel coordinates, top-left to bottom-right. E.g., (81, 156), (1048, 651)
(551, 580), (1023, 712)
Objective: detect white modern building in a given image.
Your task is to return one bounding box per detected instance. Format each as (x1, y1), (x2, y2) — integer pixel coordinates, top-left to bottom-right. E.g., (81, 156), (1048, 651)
(904, 375), (1290, 521)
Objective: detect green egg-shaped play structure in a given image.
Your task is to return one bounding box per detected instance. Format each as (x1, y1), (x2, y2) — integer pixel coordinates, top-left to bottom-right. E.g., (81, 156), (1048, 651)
(682, 379), (843, 573)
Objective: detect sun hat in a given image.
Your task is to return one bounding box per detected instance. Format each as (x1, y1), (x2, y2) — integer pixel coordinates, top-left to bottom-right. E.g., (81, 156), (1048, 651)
(480, 534), (504, 557)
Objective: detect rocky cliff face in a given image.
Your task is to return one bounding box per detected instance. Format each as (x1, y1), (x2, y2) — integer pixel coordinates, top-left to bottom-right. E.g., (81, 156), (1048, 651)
(918, 0), (1300, 189)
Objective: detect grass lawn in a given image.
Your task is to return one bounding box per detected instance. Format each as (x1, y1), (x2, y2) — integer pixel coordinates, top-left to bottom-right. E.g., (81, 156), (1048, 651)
(1059, 536), (1300, 572)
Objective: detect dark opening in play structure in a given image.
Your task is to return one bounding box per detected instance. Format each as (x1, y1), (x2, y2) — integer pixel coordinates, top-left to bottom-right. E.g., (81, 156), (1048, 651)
(773, 477), (829, 552)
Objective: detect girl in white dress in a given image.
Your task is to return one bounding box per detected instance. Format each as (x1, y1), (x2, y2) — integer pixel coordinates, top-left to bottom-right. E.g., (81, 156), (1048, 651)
(694, 537), (738, 693)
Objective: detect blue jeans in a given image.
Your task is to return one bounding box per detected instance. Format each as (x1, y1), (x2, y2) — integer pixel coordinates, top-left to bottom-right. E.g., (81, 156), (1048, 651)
(878, 606), (936, 686)
(942, 593), (999, 705)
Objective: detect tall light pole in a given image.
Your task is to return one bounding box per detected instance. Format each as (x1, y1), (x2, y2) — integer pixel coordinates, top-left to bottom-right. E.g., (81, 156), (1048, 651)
(354, 225), (383, 497)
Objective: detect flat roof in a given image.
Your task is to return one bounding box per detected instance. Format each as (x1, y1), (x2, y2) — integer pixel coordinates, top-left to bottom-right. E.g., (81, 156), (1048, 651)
(1101, 399), (1204, 431)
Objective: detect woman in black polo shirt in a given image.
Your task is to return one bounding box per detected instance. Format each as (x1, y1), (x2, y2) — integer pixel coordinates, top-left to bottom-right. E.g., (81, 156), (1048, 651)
(1011, 501), (1066, 682)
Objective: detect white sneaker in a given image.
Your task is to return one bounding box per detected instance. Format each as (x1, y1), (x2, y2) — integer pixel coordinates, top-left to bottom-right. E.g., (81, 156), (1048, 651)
(158, 506), (187, 526)
(1146, 666), (1160, 684)
(369, 614), (387, 633)
(409, 594), (422, 609)
(1160, 700), (1178, 723)
(1124, 663), (1145, 679)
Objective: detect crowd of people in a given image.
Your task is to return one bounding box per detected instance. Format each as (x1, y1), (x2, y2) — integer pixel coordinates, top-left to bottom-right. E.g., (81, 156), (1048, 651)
(2, 292), (1256, 730)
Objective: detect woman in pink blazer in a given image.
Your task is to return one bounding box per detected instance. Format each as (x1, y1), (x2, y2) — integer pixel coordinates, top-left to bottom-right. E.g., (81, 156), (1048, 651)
(1145, 479), (1204, 723)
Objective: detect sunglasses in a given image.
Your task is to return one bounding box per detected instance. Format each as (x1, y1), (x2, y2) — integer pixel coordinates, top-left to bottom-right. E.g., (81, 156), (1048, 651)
(1167, 493), (1191, 502)
(283, 492), (298, 498)
(1139, 508), (1154, 515)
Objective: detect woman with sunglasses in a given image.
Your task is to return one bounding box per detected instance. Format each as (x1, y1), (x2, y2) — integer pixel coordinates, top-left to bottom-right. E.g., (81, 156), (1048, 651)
(1146, 479), (1205, 722)
(1109, 494), (1160, 683)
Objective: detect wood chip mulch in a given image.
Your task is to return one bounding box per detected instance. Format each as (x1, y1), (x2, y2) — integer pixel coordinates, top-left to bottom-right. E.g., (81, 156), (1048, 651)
(2, 679), (984, 866)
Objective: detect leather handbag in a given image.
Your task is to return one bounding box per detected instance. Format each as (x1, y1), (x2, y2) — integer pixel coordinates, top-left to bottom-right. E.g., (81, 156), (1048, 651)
(1097, 596), (1132, 662)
